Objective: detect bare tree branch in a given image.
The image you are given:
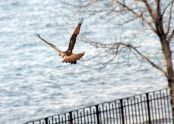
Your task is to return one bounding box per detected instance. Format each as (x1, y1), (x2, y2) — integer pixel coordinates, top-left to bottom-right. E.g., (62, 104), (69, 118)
(166, 0), (174, 35)
(128, 44), (167, 76)
(156, 0), (161, 15)
(116, 0), (156, 32)
(162, 0), (173, 16)
(143, 0), (155, 20)
(80, 34), (167, 76)
(118, 15), (139, 25)
(168, 29), (174, 41)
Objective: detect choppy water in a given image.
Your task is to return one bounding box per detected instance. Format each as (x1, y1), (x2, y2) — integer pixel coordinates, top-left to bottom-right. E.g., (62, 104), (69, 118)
(0, 0), (167, 124)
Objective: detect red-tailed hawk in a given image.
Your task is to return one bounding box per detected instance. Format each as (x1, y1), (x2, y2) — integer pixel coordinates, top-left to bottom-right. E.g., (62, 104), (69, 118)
(36, 20), (85, 64)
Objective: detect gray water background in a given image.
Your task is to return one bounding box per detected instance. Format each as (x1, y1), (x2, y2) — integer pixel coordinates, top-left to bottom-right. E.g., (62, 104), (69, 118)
(0, 0), (167, 123)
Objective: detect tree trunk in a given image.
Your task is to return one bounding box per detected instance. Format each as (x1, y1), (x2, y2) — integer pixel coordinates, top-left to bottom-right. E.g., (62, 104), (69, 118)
(156, 17), (174, 120)
(154, 10), (174, 119)
(168, 76), (174, 123)
(160, 38), (174, 123)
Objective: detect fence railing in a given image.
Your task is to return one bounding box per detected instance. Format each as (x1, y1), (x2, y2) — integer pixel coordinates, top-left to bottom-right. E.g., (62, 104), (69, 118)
(25, 88), (173, 124)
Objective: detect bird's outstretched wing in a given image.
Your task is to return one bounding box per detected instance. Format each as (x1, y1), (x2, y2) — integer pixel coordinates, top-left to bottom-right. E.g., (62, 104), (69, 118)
(67, 19), (83, 53)
(63, 52), (85, 63)
(36, 34), (65, 57)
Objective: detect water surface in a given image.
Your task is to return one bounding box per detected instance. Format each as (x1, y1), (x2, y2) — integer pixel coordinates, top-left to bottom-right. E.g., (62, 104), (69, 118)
(0, 0), (167, 123)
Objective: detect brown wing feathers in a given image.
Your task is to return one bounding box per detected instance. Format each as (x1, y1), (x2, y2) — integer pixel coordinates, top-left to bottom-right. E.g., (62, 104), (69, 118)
(37, 19), (84, 64)
(67, 22), (83, 53)
(36, 34), (61, 53)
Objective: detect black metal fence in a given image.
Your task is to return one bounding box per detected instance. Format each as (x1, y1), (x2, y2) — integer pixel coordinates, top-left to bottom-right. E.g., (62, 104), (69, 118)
(25, 88), (173, 124)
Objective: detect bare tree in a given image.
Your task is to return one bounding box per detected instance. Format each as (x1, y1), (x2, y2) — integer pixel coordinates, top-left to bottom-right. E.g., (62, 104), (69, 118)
(62, 0), (174, 120)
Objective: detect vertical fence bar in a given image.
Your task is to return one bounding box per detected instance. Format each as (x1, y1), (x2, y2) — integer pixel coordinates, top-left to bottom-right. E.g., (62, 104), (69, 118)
(45, 117), (48, 124)
(96, 105), (100, 124)
(86, 110), (90, 124)
(120, 99), (125, 124)
(80, 112), (83, 124)
(98, 107), (102, 124)
(102, 104), (106, 124)
(90, 107), (93, 124)
(105, 106), (109, 124)
(58, 115), (61, 124)
(69, 112), (73, 124)
(146, 93), (152, 124)
(83, 108), (86, 124)
(108, 103), (112, 124)
(77, 111), (80, 124)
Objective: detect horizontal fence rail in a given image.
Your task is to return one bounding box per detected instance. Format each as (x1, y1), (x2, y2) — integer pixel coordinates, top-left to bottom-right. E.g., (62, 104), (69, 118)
(25, 88), (173, 124)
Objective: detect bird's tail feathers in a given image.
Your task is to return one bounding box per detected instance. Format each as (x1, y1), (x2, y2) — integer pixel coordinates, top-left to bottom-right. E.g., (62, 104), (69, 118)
(63, 52), (85, 64)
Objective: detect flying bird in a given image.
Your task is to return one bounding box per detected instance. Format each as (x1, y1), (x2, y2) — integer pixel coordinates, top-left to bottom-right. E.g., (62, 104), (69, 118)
(36, 19), (85, 64)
